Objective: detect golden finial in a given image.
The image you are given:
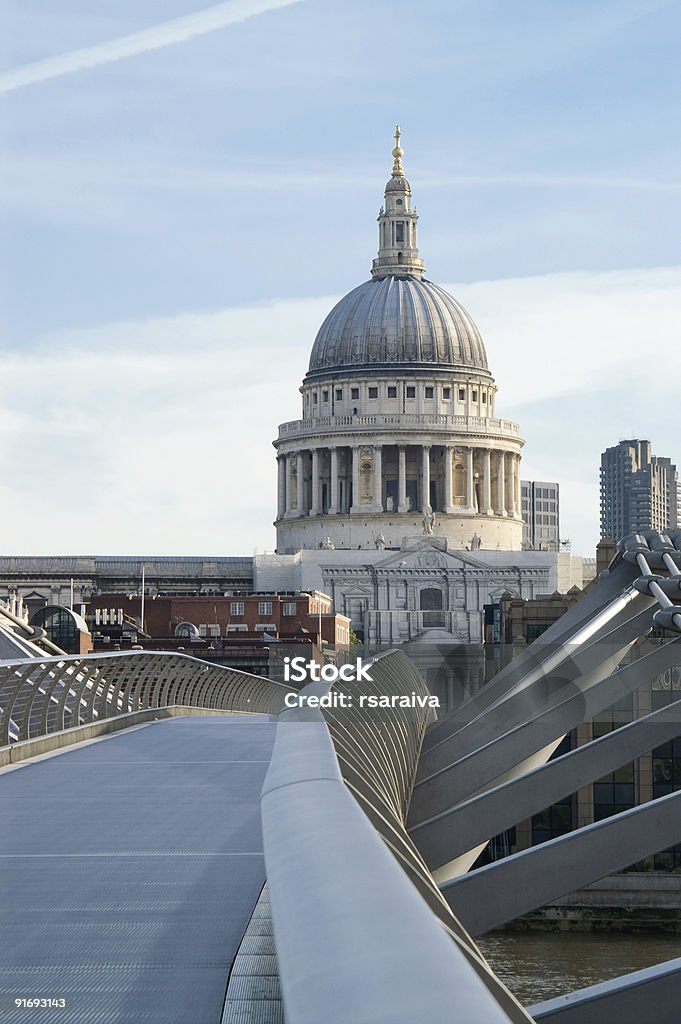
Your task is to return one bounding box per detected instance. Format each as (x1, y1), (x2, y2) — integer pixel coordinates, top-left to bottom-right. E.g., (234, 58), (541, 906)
(391, 124), (404, 176)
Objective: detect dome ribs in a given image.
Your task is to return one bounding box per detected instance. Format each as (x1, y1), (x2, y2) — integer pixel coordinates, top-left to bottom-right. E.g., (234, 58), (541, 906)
(306, 277), (491, 377)
(401, 278), (420, 363)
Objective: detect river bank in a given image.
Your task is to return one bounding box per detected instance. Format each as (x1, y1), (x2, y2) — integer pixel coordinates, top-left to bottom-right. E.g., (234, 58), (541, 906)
(496, 872), (681, 933)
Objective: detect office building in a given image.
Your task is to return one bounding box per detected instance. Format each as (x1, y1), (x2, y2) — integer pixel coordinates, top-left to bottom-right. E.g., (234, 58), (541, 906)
(600, 439), (679, 541)
(521, 480), (560, 550)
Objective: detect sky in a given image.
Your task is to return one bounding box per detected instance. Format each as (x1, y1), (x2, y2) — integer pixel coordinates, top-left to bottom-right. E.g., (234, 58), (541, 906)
(1, 0), (681, 557)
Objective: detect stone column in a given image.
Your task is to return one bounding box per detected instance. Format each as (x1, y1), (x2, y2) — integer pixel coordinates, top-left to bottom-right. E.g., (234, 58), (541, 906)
(444, 445), (454, 513)
(285, 454), (294, 516)
(350, 445), (361, 513)
(421, 445), (431, 510)
(296, 451), (305, 516)
(482, 449), (493, 514)
(508, 454), (517, 518)
(373, 444), (383, 512)
(329, 447), (339, 515)
(496, 451), (507, 516)
(398, 445), (407, 513)
(514, 455), (521, 517)
(310, 448), (320, 515)
(466, 446), (475, 511)
(277, 456), (286, 519)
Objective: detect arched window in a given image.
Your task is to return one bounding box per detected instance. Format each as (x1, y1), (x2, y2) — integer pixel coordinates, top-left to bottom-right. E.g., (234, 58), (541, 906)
(454, 462), (466, 500)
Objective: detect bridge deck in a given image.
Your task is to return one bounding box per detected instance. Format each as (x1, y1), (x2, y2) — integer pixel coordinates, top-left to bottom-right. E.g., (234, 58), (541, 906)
(0, 715), (275, 1024)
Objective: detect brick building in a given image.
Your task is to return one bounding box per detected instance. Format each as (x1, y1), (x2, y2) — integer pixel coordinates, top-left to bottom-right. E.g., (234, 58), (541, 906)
(88, 591), (351, 652)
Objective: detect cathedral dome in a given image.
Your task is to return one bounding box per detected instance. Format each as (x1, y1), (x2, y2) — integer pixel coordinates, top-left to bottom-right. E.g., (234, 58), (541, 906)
(307, 275), (489, 377)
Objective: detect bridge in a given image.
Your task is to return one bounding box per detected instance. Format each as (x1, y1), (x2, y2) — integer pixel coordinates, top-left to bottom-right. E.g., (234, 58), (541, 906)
(2, 531), (681, 1023)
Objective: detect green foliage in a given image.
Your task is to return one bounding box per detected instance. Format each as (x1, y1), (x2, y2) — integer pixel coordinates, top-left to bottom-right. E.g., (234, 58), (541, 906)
(348, 629), (361, 656)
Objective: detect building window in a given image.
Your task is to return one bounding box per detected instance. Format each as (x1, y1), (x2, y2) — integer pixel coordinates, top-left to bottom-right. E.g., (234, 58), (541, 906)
(425, 386), (434, 399)
(531, 736), (573, 845)
(406, 386), (416, 399)
(472, 391), (478, 402)
(322, 389), (329, 403)
(387, 386), (397, 398)
(335, 388), (343, 401)
(443, 387), (451, 400)
(255, 623), (277, 632)
(313, 392), (318, 404)
(395, 222), (405, 243)
(283, 602), (297, 616)
(230, 602), (244, 616)
(458, 388), (465, 401)
(227, 624), (248, 632)
(258, 601), (273, 615)
(482, 392), (487, 403)
(351, 387), (360, 400)
(368, 386), (378, 399)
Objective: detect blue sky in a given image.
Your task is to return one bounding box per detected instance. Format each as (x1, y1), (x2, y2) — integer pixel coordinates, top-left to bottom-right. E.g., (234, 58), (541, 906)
(1, 0), (681, 556)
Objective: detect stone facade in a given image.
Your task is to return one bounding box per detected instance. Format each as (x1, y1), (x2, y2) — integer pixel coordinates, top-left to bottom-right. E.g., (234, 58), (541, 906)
(255, 544), (558, 648)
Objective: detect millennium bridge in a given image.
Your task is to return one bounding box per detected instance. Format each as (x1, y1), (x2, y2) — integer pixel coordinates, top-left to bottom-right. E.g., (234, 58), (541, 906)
(2, 532), (681, 1023)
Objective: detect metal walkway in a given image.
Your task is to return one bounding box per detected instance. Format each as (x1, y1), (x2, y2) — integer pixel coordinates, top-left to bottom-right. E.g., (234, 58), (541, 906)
(0, 716), (275, 1024)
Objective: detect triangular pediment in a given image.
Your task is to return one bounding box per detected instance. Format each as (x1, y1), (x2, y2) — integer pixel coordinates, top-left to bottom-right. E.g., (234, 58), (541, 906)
(488, 586), (519, 600)
(375, 542), (488, 572)
(331, 582), (374, 598)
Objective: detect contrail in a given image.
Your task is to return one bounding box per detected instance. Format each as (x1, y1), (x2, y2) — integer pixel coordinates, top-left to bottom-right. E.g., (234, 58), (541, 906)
(0, 0), (302, 95)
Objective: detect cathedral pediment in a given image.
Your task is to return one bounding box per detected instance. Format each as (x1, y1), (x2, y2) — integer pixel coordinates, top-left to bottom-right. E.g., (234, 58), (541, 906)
(335, 582), (374, 598)
(374, 543), (488, 572)
(488, 586), (519, 600)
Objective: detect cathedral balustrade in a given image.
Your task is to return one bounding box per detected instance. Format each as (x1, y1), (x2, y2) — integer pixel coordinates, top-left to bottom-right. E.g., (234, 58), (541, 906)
(277, 413), (520, 440)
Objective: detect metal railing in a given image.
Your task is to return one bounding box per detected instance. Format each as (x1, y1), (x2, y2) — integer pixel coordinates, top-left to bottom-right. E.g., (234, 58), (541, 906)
(0, 649), (294, 746)
(261, 648), (534, 1024)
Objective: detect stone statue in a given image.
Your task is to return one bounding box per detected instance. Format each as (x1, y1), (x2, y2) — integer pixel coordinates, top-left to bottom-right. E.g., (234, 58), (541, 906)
(375, 532), (386, 550)
(421, 506), (434, 535)
(320, 536), (335, 550)
(470, 532), (481, 551)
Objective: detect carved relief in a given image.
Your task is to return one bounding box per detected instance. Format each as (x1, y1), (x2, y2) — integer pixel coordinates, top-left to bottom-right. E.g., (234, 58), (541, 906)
(416, 552), (445, 568)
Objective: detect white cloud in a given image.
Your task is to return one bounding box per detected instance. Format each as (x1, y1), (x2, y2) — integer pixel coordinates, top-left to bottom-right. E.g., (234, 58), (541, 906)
(0, 0), (301, 95)
(1, 266), (680, 557)
(448, 267), (681, 406)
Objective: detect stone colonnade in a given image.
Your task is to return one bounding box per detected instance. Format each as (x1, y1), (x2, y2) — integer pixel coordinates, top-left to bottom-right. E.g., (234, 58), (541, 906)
(277, 444), (521, 519)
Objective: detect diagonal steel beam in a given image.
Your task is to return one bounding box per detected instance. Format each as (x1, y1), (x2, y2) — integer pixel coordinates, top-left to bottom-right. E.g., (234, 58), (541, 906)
(409, 633), (681, 826)
(441, 789), (681, 935)
(411, 695), (681, 872)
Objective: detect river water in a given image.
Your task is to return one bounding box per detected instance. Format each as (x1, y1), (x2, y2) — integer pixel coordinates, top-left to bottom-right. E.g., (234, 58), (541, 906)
(477, 932), (681, 1006)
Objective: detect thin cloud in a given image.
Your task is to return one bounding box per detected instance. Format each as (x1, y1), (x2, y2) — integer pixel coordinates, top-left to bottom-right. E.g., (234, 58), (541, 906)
(0, 0), (302, 95)
(421, 172), (681, 193)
